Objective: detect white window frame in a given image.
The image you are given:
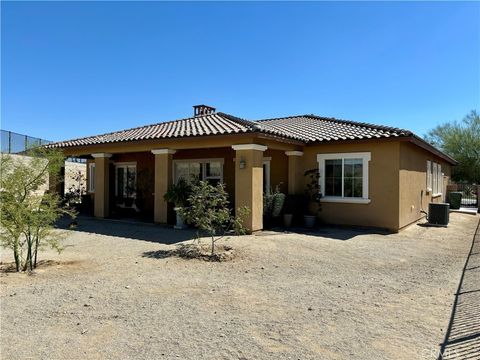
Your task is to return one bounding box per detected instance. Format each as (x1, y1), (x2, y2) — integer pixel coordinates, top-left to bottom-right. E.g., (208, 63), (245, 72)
(434, 163), (443, 197)
(426, 160), (432, 193)
(316, 152), (371, 204)
(173, 158), (224, 184)
(88, 163), (95, 193)
(114, 162), (137, 198)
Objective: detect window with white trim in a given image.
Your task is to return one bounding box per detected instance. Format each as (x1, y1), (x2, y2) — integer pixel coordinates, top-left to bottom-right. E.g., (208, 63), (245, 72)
(317, 152), (371, 203)
(88, 163), (95, 192)
(174, 159), (223, 185)
(115, 164), (137, 198)
(426, 160), (432, 192)
(427, 160), (443, 195)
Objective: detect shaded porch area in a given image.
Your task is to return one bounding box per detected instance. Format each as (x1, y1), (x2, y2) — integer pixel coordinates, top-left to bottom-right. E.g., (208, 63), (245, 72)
(78, 141), (302, 231)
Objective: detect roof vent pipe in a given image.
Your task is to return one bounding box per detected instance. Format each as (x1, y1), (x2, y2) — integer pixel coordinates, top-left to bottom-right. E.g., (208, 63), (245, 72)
(193, 104), (216, 117)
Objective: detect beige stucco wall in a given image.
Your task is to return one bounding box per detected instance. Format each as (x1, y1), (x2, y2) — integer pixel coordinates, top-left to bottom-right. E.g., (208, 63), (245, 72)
(72, 133), (454, 232)
(398, 142), (451, 229)
(264, 149), (289, 194)
(64, 161), (87, 195)
(6, 154), (86, 197)
(302, 140), (401, 231)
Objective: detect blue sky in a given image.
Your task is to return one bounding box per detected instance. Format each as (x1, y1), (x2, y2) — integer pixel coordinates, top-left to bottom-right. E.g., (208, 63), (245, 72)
(2, 1), (479, 141)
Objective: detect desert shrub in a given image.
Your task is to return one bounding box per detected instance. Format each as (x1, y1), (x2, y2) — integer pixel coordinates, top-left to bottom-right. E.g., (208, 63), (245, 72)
(179, 181), (249, 257)
(0, 148), (76, 272)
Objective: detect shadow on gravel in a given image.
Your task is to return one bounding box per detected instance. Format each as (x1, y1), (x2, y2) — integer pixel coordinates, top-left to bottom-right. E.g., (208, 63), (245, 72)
(142, 244), (235, 262)
(56, 215), (195, 245)
(438, 219), (480, 359)
(258, 225), (390, 241)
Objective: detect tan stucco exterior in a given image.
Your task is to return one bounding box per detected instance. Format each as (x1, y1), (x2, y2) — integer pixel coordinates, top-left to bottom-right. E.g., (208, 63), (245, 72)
(398, 142), (451, 230)
(302, 141), (401, 231)
(93, 154), (111, 218)
(76, 132), (453, 232)
(233, 146), (266, 232)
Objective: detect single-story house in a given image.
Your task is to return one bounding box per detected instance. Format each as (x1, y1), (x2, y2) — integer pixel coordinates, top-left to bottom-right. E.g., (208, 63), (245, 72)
(48, 104), (456, 232)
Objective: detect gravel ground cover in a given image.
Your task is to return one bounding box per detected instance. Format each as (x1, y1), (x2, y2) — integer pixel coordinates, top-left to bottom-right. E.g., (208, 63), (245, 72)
(1, 213), (478, 360)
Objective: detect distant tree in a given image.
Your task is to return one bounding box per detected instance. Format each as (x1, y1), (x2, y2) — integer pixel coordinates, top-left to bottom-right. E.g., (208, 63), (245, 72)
(0, 147), (75, 272)
(425, 110), (480, 183)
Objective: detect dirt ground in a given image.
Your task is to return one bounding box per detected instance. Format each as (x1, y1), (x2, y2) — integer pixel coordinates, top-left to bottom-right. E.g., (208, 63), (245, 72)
(1, 213), (478, 360)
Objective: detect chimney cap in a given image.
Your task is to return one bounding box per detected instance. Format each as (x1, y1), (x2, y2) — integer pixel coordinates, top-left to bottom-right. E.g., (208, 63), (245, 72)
(193, 104), (216, 117)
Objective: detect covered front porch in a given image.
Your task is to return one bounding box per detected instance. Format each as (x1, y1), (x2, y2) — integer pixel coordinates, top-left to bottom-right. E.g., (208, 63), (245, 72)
(76, 138), (304, 232)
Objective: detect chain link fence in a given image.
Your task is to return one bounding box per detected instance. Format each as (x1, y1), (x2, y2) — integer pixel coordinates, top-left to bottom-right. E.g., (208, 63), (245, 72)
(1, 129), (52, 154)
(1, 129), (85, 163)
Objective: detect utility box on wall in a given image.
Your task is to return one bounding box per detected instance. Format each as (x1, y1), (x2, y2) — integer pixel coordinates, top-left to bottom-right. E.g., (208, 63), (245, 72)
(428, 203), (450, 226)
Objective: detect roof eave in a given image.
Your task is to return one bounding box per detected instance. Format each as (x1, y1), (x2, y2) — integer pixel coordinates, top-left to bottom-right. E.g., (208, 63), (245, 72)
(408, 135), (458, 165)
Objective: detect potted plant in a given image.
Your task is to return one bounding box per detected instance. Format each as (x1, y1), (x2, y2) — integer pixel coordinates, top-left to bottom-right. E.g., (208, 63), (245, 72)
(263, 185), (286, 227)
(164, 178), (192, 229)
(303, 169), (322, 228)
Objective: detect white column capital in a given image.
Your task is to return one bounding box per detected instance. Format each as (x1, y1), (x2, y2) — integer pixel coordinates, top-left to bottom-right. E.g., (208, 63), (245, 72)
(91, 153), (112, 158)
(151, 149), (177, 155)
(232, 144), (267, 152)
(285, 151), (304, 157)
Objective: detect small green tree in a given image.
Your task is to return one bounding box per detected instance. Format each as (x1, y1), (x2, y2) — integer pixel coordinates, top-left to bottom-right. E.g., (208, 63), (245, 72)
(179, 181), (249, 257)
(0, 147), (75, 272)
(425, 110), (480, 183)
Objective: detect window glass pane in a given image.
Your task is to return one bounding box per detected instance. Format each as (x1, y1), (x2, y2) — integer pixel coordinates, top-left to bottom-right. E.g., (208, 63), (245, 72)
(205, 162), (221, 178)
(344, 162), (353, 177)
(116, 168), (125, 197)
(344, 177), (353, 197)
(190, 163), (201, 181)
(325, 159), (342, 196)
(353, 178), (363, 197)
(354, 162), (363, 177)
(175, 163), (190, 182)
(126, 166), (136, 197)
(343, 158), (363, 198)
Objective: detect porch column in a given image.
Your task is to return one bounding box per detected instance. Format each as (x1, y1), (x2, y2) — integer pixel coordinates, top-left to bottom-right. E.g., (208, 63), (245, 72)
(92, 153), (112, 218)
(152, 149), (176, 223)
(285, 151), (304, 195)
(232, 144), (267, 232)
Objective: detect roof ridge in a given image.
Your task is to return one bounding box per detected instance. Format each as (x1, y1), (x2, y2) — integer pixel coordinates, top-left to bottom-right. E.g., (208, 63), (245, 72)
(303, 114), (412, 135)
(217, 112), (261, 130)
(255, 114), (307, 122)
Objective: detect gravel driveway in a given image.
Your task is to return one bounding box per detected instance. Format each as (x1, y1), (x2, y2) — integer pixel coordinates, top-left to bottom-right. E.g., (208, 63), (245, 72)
(1, 213), (478, 360)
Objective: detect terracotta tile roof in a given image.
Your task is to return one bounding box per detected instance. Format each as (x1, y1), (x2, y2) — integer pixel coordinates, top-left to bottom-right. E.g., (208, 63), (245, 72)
(256, 115), (413, 143)
(47, 112), (260, 148)
(46, 110), (456, 164)
(47, 112), (414, 149)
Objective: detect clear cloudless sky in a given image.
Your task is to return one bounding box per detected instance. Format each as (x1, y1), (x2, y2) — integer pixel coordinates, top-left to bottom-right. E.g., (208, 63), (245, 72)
(1, 1), (479, 141)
